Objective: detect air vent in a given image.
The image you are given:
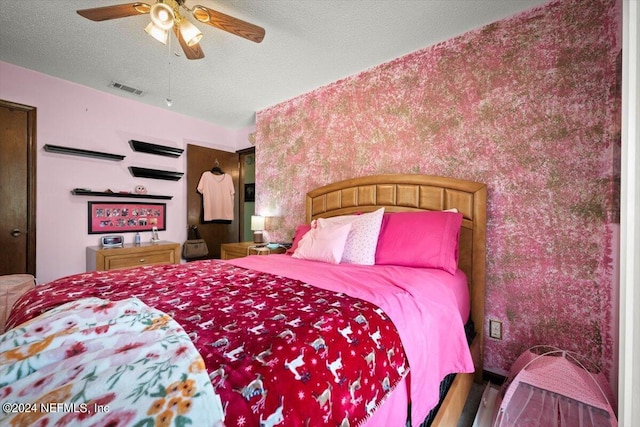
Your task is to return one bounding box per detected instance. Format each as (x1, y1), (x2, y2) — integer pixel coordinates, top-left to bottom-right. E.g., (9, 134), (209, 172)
(109, 81), (144, 96)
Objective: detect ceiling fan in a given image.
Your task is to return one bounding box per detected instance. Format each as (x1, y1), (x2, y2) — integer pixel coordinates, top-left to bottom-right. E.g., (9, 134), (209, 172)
(76, 1), (265, 60)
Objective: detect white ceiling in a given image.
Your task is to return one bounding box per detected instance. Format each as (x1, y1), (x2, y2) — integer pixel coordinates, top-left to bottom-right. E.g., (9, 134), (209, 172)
(0, 0), (548, 129)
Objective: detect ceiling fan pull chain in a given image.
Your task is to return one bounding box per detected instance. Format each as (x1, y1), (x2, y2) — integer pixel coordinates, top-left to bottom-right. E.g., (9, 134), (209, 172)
(166, 34), (173, 107)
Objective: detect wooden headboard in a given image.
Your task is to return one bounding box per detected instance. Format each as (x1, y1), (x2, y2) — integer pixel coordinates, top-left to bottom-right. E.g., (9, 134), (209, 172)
(305, 174), (486, 383)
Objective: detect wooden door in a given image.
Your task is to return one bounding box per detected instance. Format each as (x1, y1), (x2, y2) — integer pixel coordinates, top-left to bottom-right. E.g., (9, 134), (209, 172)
(0, 100), (36, 275)
(186, 144), (239, 259)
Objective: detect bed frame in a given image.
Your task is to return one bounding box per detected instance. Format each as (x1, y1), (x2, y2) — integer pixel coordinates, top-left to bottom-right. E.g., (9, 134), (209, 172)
(305, 174), (486, 426)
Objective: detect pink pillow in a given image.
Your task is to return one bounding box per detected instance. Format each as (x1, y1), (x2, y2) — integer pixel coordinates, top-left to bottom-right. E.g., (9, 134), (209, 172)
(287, 224), (312, 254)
(375, 211), (463, 274)
(317, 208), (385, 265)
(292, 221), (352, 264)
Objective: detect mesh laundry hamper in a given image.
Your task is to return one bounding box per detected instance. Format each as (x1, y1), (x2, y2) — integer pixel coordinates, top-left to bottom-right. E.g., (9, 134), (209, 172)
(0, 274), (35, 332)
(493, 346), (617, 427)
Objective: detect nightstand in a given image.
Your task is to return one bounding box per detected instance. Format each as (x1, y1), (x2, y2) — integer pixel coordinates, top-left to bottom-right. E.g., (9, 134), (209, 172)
(87, 241), (181, 271)
(220, 242), (287, 260)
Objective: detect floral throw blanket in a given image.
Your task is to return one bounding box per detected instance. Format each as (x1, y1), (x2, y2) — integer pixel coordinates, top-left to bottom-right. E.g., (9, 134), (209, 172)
(0, 297), (224, 427)
(6, 261), (409, 427)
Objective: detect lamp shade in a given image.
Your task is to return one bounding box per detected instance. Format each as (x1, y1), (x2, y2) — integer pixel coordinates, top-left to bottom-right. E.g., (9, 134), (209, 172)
(179, 19), (203, 46)
(145, 22), (168, 44)
(251, 215), (266, 244)
(150, 2), (175, 30)
(251, 215), (265, 231)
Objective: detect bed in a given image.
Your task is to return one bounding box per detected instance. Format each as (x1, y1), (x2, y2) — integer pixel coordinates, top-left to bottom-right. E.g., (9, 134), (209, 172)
(1, 174), (486, 427)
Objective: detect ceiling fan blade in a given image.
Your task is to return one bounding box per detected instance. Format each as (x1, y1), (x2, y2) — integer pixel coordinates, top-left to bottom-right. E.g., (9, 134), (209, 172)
(173, 26), (205, 60)
(77, 2), (151, 21)
(192, 6), (265, 43)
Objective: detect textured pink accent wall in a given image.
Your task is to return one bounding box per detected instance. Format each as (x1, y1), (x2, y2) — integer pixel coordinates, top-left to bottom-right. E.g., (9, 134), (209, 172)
(255, 0), (621, 377)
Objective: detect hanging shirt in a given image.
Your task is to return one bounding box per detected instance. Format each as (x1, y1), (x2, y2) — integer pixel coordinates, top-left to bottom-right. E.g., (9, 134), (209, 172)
(197, 172), (235, 221)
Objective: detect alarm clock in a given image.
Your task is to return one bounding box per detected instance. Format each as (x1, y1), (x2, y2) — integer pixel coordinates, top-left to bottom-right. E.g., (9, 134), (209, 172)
(101, 235), (124, 248)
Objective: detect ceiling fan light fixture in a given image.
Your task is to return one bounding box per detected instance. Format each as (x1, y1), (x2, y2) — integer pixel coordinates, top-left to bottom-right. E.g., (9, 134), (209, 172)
(76, 2), (265, 61)
(145, 21), (168, 44)
(179, 19), (203, 47)
(150, 2), (175, 30)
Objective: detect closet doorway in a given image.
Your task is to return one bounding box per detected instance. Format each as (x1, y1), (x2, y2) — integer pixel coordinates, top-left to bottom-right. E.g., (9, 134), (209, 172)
(186, 144), (255, 259)
(237, 147), (256, 242)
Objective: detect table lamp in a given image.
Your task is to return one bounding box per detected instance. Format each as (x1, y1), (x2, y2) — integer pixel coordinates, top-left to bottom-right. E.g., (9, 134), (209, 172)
(251, 215), (266, 243)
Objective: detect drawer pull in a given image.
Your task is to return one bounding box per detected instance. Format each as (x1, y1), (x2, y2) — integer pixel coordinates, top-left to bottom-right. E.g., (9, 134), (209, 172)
(139, 258), (145, 262)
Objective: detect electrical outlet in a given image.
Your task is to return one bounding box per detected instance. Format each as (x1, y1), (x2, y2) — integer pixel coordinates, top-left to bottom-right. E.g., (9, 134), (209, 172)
(489, 319), (503, 340)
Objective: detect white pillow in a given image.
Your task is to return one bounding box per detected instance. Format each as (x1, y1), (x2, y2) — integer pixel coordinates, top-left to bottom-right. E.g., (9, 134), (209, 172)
(292, 221), (352, 264)
(317, 207), (385, 265)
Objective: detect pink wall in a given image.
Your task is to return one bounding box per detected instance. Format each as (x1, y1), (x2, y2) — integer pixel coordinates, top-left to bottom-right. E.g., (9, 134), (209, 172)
(255, 0), (621, 378)
(0, 61), (252, 283)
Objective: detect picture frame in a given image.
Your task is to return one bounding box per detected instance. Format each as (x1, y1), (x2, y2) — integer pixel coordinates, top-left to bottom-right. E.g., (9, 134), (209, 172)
(244, 183), (255, 202)
(88, 201), (166, 234)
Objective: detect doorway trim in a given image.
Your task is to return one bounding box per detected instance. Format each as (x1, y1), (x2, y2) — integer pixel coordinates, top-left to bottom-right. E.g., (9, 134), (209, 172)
(237, 146), (255, 242)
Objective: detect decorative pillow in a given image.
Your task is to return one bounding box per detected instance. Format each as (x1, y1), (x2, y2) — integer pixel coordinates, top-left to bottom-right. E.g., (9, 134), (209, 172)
(287, 224), (312, 254)
(375, 211), (463, 274)
(292, 221), (352, 264)
(317, 208), (385, 265)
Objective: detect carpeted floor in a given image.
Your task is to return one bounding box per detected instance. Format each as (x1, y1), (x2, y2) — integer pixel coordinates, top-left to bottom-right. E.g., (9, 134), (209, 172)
(456, 382), (486, 427)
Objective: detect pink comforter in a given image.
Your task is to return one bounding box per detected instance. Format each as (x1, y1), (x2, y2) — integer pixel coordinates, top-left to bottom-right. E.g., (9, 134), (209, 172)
(229, 255), (474, 425)
(6, 256), (472, 426)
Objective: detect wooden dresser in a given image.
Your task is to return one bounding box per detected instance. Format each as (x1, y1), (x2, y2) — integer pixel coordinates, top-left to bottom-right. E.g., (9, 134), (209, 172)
(220, 242), (287, 260)
(86, 241), (181, 271)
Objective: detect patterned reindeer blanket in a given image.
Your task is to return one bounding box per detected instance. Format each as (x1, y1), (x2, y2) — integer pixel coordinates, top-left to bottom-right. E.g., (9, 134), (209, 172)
(6, 261), (409, 427)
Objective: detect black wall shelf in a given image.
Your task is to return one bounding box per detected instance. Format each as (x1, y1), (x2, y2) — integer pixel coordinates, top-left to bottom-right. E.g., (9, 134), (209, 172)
(129, 166), (184, 181)
(129, 140), (183, 157)
(71, 189), (172, 200)
(44, 144), (125, 161)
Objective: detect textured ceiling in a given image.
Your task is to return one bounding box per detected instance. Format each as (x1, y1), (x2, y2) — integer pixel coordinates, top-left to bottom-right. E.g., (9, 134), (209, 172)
(0, 0), (548, 129)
